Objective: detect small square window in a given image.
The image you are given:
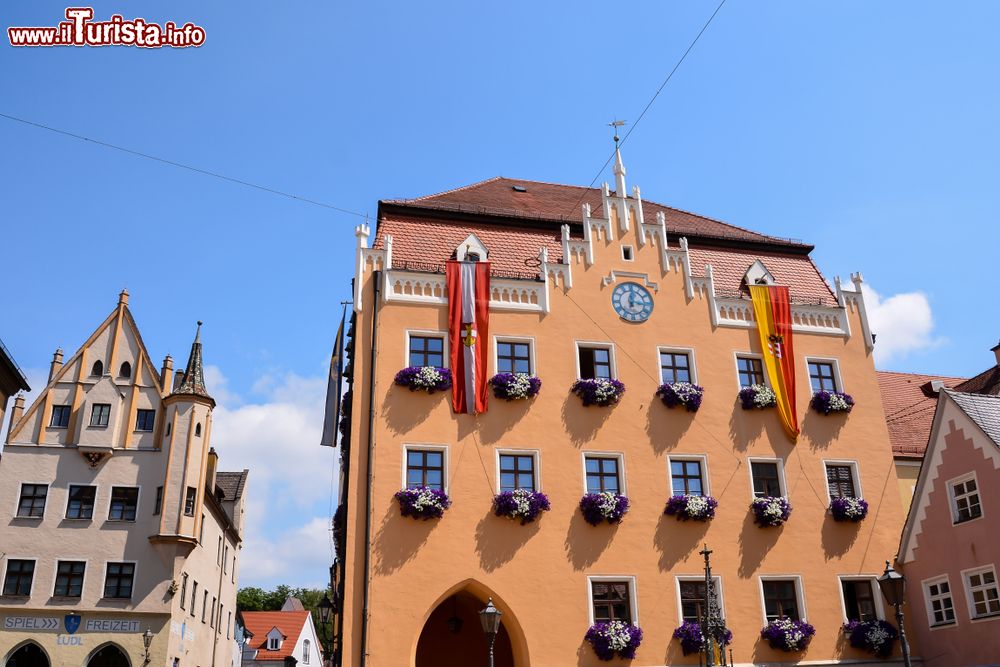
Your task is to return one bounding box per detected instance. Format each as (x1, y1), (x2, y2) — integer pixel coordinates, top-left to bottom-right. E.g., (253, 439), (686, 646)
(408, 335), (444, 367)
(762, 579), (801, 621)
(16, 484), (47, 518)
(808, 361), (838, 393)
(751, 461), (783, 497)
(54, 561), (85, 597)
(737, 357), (765, 388)
(103, 562), (135, 599)
(925, 578), (956, 626)
(842, 579), (878, 622)
(659, 351), (692, 384)
(50, 405), (71, 428)
(965, 568), (1000, 619)
(621, 246), (634, 261)
(109, 487), (138, 521)
(578, 345), (613, 380)
(66, 485), (97, 519)
(591, 580), (632, 624)
(136, 409), (156, 432)
(90, 403), (111, 427)
(497, 340), (532, 375)
(679, 578), (723, 623)
(3, 559), (35, 596)
(951, 476), (983, 524)
(406, 450), (445, 490)
(585, 456), (621, 494)
(826, 463), (858, 499)
(499, 454), (536, 492)
(670, 459), (705, 496)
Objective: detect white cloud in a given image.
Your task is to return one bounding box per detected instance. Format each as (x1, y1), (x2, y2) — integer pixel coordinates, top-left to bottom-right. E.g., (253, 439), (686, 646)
(862, 284), (942, 365)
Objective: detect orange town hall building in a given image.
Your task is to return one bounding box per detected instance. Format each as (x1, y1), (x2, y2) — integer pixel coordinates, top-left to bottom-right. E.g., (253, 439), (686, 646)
(331, 152), (909, 666)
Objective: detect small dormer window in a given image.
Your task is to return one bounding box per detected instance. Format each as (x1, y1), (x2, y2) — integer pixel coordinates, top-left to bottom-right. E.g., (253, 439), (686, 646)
(91, 360), (104, 377)
(268, 636), (280, 650)
(119, 361), (132, 378)
(456, 234), (488, 262)
(466, 252), (481, 262)
(743, 260), (776, 288)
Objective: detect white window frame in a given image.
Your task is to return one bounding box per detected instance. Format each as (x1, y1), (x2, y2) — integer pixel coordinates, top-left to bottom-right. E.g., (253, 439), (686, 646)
(621, 245), (635, 262)
(961, 564), (1000, 622)
(733, 351), (768, 390)
(102, 559), (139, 600)
(747, 457), (787, 500)
(822, 459), (863, 502)
(674, 575), (725, 625)
(106, 485), (141, 523)
(757, 575), (807, 625)
(804, 356), (844, 394)
(581, 451), (627, 495)
(575, 341), (617, 380)
(586, 575), (640, 626)
(656, 346), (698, 385)
(947, 471), (984, 525)
(836, 575), (886, 623)
(13, 481), (49, 521)
(667, 455), (711, 497)
(922, 574), (957, 629)
(303, 638), (311, 664)
(52, 557), (89, 598)
(403, 329), (449, 369)
(1, 556), (37, 597)
(492, 335), (536, 376)
(267, 634), (281, 650)
(495, 448), (541, 494)
(401, 444), (450, 493)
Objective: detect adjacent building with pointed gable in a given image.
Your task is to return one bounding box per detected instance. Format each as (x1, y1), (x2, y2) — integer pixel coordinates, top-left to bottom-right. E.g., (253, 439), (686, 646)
(240, 607), (322, 666)
(0, 292), (248, 667)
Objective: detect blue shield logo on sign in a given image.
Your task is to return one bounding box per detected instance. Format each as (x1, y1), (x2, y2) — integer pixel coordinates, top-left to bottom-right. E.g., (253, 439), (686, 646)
(64, 614), (81, 635)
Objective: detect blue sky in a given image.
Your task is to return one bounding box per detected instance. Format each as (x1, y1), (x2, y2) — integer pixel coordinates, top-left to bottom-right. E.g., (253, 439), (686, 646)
(2, 1), (997, 587)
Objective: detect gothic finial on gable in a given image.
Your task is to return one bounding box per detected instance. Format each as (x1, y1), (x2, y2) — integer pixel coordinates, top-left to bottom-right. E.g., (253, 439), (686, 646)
(171, 320), (214, 406)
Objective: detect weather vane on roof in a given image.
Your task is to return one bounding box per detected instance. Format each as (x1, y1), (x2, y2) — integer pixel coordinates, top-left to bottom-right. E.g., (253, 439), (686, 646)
(608, 119), (627, 144)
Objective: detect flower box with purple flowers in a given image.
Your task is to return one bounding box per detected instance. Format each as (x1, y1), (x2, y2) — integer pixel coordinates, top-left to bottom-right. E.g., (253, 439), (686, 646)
(394, 487), (451, 520)
(584, 620), (643, 661)
(672, 621), (733, 656)
(492, 489), (551, 524)
(844, 619), (898, 658)
(579, 492), (630, 526)
(750, 496), (792, 527)
(739, 383), (777, 409)
(571, 378), (625, 407)
(393, 366), (453, 394)
(655, 382), (704, 412)
(760, 618), (816, 652)
(811, 390), (855, 414)
(489, 373), (541, 401)
(663, 494), (718, 522)
(830, 497), (869, 522)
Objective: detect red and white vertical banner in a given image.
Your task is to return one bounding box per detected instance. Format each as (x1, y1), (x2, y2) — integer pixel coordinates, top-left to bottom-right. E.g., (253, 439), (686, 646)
(446, 260), (491, 414)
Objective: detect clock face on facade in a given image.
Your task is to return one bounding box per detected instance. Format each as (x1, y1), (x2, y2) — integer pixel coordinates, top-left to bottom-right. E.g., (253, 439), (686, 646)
(611, 282), (654, 322)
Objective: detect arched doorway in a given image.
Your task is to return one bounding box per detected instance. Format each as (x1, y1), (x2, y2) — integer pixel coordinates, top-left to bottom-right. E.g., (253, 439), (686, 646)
(4, 642), (49, 667)
(415, 590), (515, 667)
(86, 645), (130, 667)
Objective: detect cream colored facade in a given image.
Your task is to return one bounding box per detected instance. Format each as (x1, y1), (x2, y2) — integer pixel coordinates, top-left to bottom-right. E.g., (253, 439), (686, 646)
(0, 292), (247, 667)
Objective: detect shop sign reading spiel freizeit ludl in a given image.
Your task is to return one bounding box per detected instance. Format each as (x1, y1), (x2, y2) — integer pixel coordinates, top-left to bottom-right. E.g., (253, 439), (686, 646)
(4, 614), (140, 647)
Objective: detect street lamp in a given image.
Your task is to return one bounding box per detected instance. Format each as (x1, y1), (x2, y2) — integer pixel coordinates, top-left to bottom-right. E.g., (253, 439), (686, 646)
(318, 594), (335, 665)
(877, 561), (913, 667)
(142, 628), (154, 665)
(478, 598), (502, 667)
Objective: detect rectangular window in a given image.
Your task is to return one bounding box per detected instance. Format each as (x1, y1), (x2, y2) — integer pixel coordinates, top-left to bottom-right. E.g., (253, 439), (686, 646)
(659, 351), (692, 384)
(180, 573), (188, 610)
(408, 335), (444, 367)
(406, 449), (444, 490)
(153, 487), (163, 516)
(202, 590), (208, 623)
(499, 454), (536, 492)
(210, 597), (216, 627)
(54, 561), (85, 597)
(66, 485), (97, 519)
(751, 461), (782, 497)
(2, 559), (35, 596)
(670, 460), (704, 496)
(578, 345), (612, 379)
(826, 464), (857, 499)
(591, 580), (632, 623)
(497, 340), (532, 375)
(842, 579), (878, 622)
(965, 567), (1000, 619)
(103, 562), (135, 599)
(190, 581), (198, 617)
(679, 578), (722, 623)
(924, 578), (956, 626)
(16, 484), (47, 518)
(585, 456), (621, 494)
(808, 361), (838, 392)
(762, 579), (801, 621)
(90, 403), (111, 427)
(50, 405), (71, 428)
(951, 476), (983, 524)
(109, 487), (139, 521)
(737, 356), (765, 388)
(135, 409), (156, 432)
(184, 487), (197, 516)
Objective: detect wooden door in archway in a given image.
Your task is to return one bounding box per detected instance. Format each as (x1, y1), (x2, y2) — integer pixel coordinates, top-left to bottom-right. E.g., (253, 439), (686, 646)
(415, 590), (515, 667)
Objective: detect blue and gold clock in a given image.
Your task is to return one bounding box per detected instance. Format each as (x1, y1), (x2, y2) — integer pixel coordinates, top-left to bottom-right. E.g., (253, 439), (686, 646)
(611, 282), (653, 322)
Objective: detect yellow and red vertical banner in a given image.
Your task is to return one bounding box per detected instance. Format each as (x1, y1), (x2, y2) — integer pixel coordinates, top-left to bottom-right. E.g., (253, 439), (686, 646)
(748, 285), (799, 442)
(446, 260), (491, 414)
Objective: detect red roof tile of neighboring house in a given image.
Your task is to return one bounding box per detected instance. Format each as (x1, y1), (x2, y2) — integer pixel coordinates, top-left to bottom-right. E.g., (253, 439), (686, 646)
(954, 365), (1000, 396)
(877, 370), (967, 459)
(242, 610), (310, 661)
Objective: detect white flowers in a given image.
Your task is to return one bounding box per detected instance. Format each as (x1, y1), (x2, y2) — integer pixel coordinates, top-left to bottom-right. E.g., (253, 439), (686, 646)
(686, 495), (709, 516)
(411, 489), (446, 512)
(751, 384), (777, 407)
(751, 496), (792, 526)
(593, 380), (618, 401)
(604, 620), (633, 651)
(597, 492), (619, 518)
(841, 498), (865, 518)
(865, 624), (890, 650)
(413, 367), (446, 389)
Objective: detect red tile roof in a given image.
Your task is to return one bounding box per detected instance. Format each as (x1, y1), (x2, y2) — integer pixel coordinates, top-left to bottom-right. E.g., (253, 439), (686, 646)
(241, 610), (310, 661)
(877, 370), (967, 458)
(687, 246), (836, 305)
(954, 365), (1000, 396)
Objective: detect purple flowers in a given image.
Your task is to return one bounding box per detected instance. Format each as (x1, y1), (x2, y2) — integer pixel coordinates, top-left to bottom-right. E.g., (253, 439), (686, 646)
(750, 496), (792, 527)
(655, 382), (704, 412)
(394, 366), (453, 393)
(571, 378), (626, 407)
(585, 621), (643, 660)
(664, 494), (718, 522)
(830, 496), (869, 522)
(672, 621), (733, 656)
(489, 373), (542, 400)
(760, 618), (816, 652)
(811, 390), (855, 414)
(739, 383), (777, 409)
(394, 487), (451, 520)
(844, 619), (898, 658)
(579, 492), (630, 525)
(492, 489), (551, 524)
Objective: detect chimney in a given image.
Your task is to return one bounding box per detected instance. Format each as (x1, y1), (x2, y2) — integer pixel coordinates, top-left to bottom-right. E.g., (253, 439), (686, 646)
(992, 339), (1000, 366)
(206, 447), (219, 493)
(160, 355), (174, 394)
(49, 348), (64, 382)
(7, 394), (25, 442)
